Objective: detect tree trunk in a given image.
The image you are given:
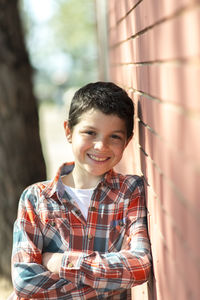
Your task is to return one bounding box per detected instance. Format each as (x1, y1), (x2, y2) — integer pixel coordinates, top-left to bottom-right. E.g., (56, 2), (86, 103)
(0, 0), (46, 277)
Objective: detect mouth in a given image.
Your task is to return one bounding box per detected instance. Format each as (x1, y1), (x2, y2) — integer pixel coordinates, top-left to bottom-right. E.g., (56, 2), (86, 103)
(87, 154), (110, 162)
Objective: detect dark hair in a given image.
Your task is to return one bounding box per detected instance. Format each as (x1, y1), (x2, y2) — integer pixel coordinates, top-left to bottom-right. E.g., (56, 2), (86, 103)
(68, 81), (134, 139)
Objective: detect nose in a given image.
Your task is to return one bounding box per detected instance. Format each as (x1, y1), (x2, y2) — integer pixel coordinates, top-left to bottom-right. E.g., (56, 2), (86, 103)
(93, 139), (108, 151)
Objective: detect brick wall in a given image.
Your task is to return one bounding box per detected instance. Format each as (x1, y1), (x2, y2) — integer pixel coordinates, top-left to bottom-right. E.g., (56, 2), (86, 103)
(103, 1), (200, 299)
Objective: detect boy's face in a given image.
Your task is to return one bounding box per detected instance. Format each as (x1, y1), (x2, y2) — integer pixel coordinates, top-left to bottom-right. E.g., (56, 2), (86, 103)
(64, 109), (131, 184)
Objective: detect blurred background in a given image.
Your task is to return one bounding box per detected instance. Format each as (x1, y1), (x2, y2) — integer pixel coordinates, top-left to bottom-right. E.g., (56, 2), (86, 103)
(0, 0), (98, 298)
(0, 1), (199, 299)
(20, 0), (98, 178)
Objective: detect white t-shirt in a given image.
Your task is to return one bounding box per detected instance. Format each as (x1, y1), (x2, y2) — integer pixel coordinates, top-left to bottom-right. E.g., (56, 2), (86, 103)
(64, 185), (94, 220)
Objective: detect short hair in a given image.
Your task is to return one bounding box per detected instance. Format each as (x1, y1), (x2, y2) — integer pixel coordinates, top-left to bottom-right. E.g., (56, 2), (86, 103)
(68, 81), (134, 139)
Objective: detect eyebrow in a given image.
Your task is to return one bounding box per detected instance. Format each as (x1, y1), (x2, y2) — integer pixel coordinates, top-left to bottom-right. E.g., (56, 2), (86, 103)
(111, 130), (126, 134)
(82, 126), (126, 135)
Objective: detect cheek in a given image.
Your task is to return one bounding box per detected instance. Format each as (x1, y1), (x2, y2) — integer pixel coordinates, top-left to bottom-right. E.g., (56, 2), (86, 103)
(72, 137), (90, 153)
(113, 145), (126, 157)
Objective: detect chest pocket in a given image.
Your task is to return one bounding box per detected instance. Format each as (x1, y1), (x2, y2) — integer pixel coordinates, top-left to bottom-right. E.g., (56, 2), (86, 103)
(40, 213), (70, 252)
(108, 219), (126, 252)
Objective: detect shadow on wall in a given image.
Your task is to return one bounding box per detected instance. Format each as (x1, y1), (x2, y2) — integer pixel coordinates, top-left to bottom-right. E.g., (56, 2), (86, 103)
(137, 75), (199, 299)
(138, 100), (157, 300)
(138, 99), (179, 300)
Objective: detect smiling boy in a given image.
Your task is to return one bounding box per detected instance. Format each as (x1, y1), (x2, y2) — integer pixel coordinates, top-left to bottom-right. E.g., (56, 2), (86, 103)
(11, 82), (151, 299)
(63, 109), (130, 188)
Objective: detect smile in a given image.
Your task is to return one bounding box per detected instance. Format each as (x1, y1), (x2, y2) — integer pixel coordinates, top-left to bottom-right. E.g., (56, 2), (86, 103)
(88, 154), (110, 162)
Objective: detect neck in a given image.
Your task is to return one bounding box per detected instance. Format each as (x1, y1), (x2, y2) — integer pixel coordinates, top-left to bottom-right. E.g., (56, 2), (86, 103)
(62, 168), (102, 189)
(72, 167), (102, 189)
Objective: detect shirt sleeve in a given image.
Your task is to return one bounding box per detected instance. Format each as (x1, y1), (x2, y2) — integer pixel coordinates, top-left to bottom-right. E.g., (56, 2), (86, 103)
(12, 187), (77, 299)
(59, 178), (152, 291)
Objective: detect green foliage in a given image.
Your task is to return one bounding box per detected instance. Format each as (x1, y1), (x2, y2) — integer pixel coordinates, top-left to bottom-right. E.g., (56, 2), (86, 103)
(50, 0), (98, 87)
(51, 0), (96, 52)
(19, 0), (98, 103)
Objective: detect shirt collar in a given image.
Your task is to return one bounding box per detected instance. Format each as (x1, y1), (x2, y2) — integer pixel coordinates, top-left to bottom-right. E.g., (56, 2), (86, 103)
(42, 162), (121, 200)
(101, 168), (121, 190)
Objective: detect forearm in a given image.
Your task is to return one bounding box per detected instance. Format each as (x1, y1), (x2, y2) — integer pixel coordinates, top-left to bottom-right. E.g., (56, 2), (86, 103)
(59, 236), (151, 290)
(13, 254), (107, 299)
(12, 221), (75, 298)
(12, 260), (76, 298)
(58, 209), (151, 291)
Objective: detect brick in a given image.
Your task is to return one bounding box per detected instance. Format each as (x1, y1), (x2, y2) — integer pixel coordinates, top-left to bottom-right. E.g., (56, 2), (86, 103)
(139, 122), (199, 208)
(147, 0), (200, 26)
(115, 139), (138, 174)
(125, 0), (141, 12)
(108, 10), (117, 29)
(140, 150), (200, 260)
(108, 28), (117, 47)
(115, 0), (128, 22)
(150, 223), (197, 300)
(113, 0), (200, 43)
(138, 96), (200, 162)
(172, 226), (200, 299)
(109, 62), (200, 113)
(110, 6), (200, 62)
(151, 230), (182, 300)
(137, 6), (200, 61)
(115, 92), (141, 174)
(139, 64), (200, 112)
(116, 20), (129, 44)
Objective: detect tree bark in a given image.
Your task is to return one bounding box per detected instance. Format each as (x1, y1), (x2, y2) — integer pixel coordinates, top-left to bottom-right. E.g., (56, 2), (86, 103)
(0, 0), (46, 277)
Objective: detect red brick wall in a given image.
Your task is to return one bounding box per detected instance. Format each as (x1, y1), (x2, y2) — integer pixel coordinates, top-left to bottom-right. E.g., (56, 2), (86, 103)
(105, 1), (200, 299)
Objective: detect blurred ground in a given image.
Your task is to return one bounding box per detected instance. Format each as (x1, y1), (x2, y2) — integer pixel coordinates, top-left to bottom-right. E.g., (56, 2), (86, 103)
(0, 278), (13, 300)
(0, 103), (74, 299)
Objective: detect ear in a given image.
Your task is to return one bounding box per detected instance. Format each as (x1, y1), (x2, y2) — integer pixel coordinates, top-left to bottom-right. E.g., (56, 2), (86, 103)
(64, 120), (72, 143)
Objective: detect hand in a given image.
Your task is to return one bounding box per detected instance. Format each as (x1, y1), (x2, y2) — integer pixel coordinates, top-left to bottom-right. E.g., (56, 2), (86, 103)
(42, 252), (63, 274)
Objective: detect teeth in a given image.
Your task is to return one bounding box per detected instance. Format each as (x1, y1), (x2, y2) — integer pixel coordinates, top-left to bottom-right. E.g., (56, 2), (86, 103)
(89, 154), (108, 161)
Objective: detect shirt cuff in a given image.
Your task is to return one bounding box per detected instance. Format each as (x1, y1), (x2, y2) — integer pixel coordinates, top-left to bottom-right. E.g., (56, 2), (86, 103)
(59, 251), (85, 285)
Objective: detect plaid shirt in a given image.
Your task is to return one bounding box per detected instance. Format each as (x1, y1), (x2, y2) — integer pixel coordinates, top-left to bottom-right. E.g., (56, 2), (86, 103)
(12, 162), (151, 300)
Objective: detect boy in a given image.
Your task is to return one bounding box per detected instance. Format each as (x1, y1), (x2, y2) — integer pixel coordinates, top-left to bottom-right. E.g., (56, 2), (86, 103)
(11, 82), (151, 299)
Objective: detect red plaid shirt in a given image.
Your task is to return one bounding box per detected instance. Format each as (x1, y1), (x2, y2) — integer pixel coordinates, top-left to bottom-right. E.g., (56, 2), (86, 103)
(12, 162), (151, 299)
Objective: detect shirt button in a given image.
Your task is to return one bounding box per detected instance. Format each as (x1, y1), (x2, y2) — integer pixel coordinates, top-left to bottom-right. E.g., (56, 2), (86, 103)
(68, 262), (74, 268)
(88, 234), (93, 240)
(90, 207), (96, 212)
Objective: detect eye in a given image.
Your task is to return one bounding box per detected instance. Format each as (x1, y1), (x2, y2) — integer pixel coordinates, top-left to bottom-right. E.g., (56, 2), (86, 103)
(85, 130), (96, 136)
(111, 134), (122, 140)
